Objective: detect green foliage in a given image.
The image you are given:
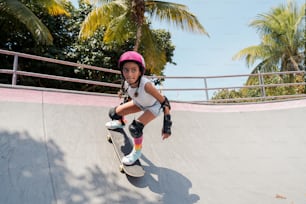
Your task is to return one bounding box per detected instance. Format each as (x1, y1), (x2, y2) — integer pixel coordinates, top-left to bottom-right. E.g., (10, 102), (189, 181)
(224, 0), (306, 102)
(79, 0), (206, 73)
(233, 0), (305, 74)
(0, 0), (70, 45)
(211, 89), (243, 102)
(0, 0), (175, 94)
(212, 73), (305, 102)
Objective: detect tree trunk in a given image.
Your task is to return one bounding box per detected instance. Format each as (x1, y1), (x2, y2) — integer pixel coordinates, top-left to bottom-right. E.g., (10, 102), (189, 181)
(131, 0), (145, 51)
(134, 26), (142, 51)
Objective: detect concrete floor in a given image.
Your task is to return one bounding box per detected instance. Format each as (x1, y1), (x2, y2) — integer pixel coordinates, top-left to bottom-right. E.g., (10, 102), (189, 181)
(1, 87), (306, 204)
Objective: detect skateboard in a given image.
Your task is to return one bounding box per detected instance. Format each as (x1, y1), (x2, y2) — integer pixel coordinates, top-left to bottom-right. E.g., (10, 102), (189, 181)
(106, 128), (145, 177)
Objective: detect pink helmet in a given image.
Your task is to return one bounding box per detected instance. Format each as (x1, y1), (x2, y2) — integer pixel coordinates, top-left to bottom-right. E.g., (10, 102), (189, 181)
(118, 51), (146, 74)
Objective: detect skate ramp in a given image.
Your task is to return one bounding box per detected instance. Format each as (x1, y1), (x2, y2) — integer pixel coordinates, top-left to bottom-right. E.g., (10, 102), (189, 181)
(1, 87), (306, 204)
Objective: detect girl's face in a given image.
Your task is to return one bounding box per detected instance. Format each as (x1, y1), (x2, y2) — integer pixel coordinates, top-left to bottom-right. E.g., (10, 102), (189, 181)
(122, 61), (141, 86)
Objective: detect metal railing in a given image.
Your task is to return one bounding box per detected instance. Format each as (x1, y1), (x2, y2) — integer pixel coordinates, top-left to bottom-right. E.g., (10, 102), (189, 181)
(150, 71), (306, 103)
(1, 48), (305, 103)
(0, 49), (121, 89)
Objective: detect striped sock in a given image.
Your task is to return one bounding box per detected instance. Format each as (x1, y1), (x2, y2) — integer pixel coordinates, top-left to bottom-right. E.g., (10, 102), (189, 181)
(122, 136), (143, 165)
(133, 136), (143, 153)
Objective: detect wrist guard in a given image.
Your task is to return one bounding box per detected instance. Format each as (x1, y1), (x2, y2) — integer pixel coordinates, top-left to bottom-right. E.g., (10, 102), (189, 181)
(161, 96), (171, 112)
(162, 114), (172, 135)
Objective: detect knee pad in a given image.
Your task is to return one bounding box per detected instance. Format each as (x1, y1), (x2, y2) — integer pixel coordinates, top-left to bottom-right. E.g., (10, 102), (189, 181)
(108, 107), (122, 120)
(129, 120), (144, 138)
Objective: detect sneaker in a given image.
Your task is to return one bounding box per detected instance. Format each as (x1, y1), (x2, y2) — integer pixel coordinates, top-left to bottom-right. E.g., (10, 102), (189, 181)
(105, 120), (124, 129)
(122, 150), (141, 165)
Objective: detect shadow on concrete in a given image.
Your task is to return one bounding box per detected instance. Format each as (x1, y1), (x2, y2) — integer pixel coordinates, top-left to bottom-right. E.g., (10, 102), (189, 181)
(2, 88), (306, 204)
(127, 155), (200, 204)
(0, 130), (155, 204)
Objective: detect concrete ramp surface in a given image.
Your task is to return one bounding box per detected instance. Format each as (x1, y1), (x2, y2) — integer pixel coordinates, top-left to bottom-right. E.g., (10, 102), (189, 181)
(0, 87), (306, 204)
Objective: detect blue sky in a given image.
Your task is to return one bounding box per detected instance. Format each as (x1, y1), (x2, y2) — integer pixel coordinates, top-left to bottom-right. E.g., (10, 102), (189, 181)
(71, 0), (305, 101)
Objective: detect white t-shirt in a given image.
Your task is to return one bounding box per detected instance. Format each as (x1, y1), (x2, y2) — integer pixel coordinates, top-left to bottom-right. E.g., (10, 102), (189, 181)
(125, 77), (157, 108)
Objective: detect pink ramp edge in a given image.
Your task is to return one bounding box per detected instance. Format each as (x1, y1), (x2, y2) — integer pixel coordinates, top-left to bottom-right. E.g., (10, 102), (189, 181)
(1, 87), (306, 112)
(0, 87), (42, 103)
(43, 91), (121, 107)
(0, 87), (121, 107)
(171, 98), (306, 112)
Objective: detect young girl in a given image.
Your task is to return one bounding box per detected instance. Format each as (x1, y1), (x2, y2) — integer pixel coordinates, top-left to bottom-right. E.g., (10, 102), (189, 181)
(106, 51), (172, 165)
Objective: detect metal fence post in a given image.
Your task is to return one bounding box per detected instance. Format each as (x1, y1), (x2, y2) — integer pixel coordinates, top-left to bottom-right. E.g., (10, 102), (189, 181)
(12, 54), (19, 85)
(258, 71), (266, 100)
(203, 77), (209, 101)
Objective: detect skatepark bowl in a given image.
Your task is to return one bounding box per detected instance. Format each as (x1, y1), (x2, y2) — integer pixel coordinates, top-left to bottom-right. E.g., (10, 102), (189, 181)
(1, 86), (306, 204)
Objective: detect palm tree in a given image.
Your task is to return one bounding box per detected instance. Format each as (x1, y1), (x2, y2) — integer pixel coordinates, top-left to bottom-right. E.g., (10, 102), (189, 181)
(233, 0), (305, 74)
(0, 0), (69, 45)
(79, 0), (209, 73)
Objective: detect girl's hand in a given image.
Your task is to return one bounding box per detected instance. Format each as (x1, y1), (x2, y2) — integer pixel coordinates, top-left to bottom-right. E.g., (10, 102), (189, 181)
(162, 132), (171, 140)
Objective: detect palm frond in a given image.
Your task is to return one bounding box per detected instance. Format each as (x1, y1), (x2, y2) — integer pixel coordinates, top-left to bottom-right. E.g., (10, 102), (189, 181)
(79, 1), (126, 40)
(140, 24), (167, 74)
(145, 1), (209, 36)
(2, 0), (53, 45)
(234, 0), (305, 73)
(104, 13), (134, 44)
(46, 2), (70, 16)
(31, 0), (70, 16)
(233, 45), (269, 67)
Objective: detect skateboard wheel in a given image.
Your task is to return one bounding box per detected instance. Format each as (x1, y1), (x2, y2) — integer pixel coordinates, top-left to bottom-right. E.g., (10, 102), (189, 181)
(119, 164), (125, 173)
(107, 135), (112, 143)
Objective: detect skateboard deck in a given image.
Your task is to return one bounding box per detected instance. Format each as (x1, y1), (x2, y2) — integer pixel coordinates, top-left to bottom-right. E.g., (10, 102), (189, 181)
(106, 128), (145, 177)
